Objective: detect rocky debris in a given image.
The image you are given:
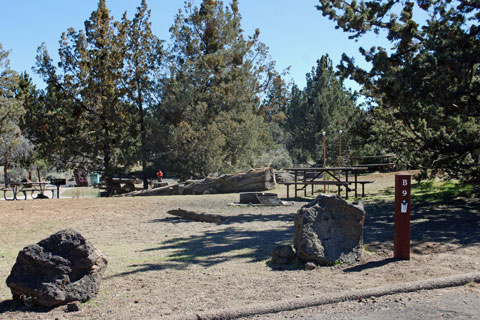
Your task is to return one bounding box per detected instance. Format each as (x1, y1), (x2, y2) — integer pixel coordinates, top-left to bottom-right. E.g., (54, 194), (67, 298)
(305, 262), (317, 270)
(6, 228), (108, 307)
(66, 301), (81, 312)
(167, 209), (226, 223)
(271, 245), (296, 265)
(294, 195), (365, 265)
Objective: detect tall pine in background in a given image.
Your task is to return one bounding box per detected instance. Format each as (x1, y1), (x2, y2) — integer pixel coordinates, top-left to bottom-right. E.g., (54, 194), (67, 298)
(154, 0), (272, 179)
(122, 0), (164, 188)
(35, 0), (129, 194)
(285, 55), (358, 165)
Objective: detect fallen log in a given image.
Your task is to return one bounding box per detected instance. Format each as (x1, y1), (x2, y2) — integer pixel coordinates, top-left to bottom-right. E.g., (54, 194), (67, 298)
(167, 209), (226, 223)
(120, 168), (276, 197)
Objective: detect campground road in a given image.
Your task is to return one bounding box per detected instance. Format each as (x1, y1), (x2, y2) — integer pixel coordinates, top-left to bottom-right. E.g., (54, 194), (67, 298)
(244, 285), (480, 320)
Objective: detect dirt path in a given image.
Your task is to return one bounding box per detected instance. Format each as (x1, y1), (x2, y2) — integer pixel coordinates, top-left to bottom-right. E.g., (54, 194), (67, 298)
(0, 173), (479, 319)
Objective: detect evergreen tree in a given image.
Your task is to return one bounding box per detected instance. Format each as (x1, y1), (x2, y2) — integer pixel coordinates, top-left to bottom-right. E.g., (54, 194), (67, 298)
(122, 0), (164, 189)
(317, 0), (480, 182)
(154, 0), (273, 179)
(285, 55), (358, 165)
(35, 0), (130, 194)
(0, 43), (32, 186)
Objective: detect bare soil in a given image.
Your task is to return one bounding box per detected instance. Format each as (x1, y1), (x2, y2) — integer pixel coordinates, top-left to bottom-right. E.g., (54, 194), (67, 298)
(0, 172), (479, 319)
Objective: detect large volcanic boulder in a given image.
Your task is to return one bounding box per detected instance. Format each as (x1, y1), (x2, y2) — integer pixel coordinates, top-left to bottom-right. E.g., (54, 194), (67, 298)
(6, 228), (108, 307)
(294, 195), (365, 265)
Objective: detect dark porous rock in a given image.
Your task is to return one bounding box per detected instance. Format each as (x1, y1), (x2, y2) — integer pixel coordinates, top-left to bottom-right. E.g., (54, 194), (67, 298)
(6, 228), (108, 307)
(66, 301), (81, 312)
(294, 195), (365, 266)
(271, 245), (296, 265)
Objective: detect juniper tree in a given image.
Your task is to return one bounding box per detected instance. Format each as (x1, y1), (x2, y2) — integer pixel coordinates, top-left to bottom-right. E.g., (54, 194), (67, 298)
(0, 43), (32, 186)
(317, 0), (480, 182)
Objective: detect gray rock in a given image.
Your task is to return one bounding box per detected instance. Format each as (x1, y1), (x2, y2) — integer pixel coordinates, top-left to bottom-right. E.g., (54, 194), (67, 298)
(294, 195), (365, 265)
(271, 245), (296, 265)
(6, 228), (108, 307)
(305, 262), (317, 270)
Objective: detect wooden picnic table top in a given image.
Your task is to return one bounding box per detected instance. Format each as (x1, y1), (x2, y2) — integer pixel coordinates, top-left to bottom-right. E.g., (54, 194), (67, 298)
(10, 181), (51, 185)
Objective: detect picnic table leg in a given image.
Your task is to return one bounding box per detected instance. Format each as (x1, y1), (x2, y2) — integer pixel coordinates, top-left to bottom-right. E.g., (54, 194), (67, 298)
(362, 183), (366, 197)
(303, 169), (307, 197)
(345, 171), (349, 199)
(286, 184), (290, 199)
(3, 189), (14, 201)
(294, 171), (298, 198)
(355, 173), (358, 198)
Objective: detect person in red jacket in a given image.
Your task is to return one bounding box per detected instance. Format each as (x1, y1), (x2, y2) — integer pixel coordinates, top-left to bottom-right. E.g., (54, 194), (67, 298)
(156, 170), (163, 182)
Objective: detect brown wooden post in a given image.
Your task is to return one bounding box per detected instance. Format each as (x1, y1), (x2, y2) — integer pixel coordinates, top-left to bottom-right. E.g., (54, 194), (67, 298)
(394, 173), (411, 260)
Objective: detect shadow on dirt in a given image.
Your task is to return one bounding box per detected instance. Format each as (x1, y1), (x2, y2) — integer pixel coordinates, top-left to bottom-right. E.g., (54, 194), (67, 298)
(364, 198), (480, 251)
(343, 258), (398, 273)
(109, 212), (297, 278)
(111, 196), (479, 278)
(151, 210), (295, 225)
(0, 299), (54, 315)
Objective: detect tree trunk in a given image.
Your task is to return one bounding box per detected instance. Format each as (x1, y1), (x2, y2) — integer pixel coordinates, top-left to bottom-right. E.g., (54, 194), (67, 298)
(120, 168), (276, 197)
(103, 125), (114, 197)
(3, 152), (8, 187)
(138, 89), (149, 190)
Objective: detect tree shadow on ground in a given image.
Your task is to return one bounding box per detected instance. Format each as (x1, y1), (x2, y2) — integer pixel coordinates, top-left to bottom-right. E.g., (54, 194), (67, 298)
(363, 198), (480, 251)
(347, 196), (479, 273)
(111, 196), (479, 278)
(150, 211), (295, 225)
(110, 212), (297, 278)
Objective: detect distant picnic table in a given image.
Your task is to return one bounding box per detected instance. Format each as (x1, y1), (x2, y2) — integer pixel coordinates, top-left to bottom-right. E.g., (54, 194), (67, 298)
(2, 181), (56, 200)
(279, 167), (371, 199)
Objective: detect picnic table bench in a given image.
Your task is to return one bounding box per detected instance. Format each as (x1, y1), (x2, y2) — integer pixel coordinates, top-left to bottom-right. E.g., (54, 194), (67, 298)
(278, 167), (370, 199)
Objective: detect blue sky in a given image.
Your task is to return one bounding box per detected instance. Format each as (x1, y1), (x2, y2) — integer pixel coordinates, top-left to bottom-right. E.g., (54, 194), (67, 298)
(0, 0), (387, 91)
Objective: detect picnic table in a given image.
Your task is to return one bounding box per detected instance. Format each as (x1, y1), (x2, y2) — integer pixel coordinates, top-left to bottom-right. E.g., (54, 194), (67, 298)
(279, 167), (371, 199)
(2, 181), (56, 200)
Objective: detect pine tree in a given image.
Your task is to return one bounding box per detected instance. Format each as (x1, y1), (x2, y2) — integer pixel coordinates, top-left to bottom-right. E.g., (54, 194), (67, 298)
(154, 0), (273, 179)
(35, 0), (130, 194)
(285, 55), (358, 165)
(317, 0), (480, 182)
(122, 0), (164, 189)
